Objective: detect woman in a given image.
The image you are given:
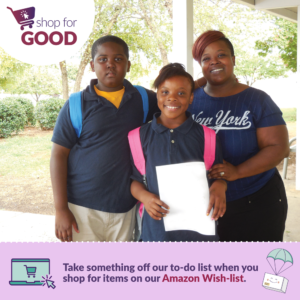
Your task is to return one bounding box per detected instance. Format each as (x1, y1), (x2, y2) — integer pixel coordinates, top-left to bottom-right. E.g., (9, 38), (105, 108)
(189, 30), (289, 242)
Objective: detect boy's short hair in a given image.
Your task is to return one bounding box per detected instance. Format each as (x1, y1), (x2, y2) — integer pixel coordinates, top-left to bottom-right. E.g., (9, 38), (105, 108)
(153, 63), (195, 92)
(91, 35), (129, 61)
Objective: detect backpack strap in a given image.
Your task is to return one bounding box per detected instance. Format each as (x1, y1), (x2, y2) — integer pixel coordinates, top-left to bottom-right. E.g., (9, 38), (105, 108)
(201, 125), (216, 170)
(128, 127), (146, 176)
(69, 92), (82, 138)
(133, 85), (149, 123)
(128, 127), (146, 218)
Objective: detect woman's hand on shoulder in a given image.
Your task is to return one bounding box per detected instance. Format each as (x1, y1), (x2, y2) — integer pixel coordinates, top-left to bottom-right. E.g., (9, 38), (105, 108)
(208, 160), (240, 181)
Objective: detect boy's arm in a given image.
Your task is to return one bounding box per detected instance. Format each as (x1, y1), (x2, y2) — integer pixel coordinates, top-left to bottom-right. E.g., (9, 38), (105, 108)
(50, 143), (79, 242)
(131, 180), (169, 221)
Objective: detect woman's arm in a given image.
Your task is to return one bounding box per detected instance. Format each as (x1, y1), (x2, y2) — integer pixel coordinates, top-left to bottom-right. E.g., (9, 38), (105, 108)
(131, 180), (169, 220)
(209, 125), (289, 181)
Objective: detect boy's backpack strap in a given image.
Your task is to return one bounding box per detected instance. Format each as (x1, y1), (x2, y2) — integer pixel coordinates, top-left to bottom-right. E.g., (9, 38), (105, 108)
(69, 92), (83, 138)
(201, 125), (216, 171)
(133, 85), (149, 123)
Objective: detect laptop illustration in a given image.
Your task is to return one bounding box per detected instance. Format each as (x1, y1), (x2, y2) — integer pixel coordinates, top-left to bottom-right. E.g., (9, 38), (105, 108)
(9, 259), (50, 285)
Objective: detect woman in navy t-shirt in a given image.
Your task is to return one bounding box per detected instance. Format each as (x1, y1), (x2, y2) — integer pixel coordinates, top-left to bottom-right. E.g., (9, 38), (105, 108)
(188, 30), (289, 242)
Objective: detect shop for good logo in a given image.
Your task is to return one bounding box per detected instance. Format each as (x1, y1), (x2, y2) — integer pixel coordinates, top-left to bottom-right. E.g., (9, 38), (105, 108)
(7, 6), (35, 30)
(7, 6), (77, 46)
(0, 0), (95, 65)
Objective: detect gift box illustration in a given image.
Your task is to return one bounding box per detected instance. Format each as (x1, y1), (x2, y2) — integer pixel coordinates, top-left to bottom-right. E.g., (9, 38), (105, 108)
(262, 249), (293, 293)
(7, 6), (35, 30)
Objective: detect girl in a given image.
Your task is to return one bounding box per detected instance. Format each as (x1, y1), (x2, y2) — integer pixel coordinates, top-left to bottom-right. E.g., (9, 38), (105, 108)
(129, 63), (227, 242)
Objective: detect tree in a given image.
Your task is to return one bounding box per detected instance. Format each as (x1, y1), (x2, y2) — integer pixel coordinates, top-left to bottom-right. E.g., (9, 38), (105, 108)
(255, 18), (297, 72)
(0, 47), (29, 90)
(234, 50), (287, 86)
(4, 66), (62, 102)
(60, 61), (69, 100)
(73, 0), (124, 92)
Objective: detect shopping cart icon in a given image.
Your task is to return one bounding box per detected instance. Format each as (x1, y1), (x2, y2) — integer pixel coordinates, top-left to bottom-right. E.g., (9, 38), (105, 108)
(24, 265), (37, 278)
(7, 6), (35, 30)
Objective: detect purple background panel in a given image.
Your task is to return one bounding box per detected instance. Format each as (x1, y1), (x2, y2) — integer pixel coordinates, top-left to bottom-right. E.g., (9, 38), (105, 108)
(0, 242), (298, 299)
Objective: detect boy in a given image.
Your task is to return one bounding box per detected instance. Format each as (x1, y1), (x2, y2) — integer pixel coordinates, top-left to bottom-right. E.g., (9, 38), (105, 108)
(50, 35), (159, 242)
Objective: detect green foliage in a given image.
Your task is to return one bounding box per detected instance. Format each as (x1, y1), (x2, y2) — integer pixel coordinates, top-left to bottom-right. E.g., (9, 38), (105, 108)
(4, 97), (35, 126)
(235, 50), (287, 86)
(4, 66), (62, 102)
(35, 98), (65, 130)
(255, 18), (297, 72)
(0, 98), (27, 138)
(0, 47), (29, 90)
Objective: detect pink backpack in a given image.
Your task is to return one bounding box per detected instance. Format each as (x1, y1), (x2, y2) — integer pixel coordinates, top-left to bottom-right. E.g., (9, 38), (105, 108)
(128, 125), (216, 219)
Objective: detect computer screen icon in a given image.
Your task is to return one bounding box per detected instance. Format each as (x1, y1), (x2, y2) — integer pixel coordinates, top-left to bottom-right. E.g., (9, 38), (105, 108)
(9, 258), (50, 285)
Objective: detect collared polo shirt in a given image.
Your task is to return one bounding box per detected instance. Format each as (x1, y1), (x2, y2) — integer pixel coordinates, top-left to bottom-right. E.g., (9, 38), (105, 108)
(131, 112), (223, 242)
(52, 79), (159, 213)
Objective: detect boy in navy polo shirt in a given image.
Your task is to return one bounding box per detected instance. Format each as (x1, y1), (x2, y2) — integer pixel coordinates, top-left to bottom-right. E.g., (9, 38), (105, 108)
(50, 36), (159, 242)
(130, 63), (227, 242)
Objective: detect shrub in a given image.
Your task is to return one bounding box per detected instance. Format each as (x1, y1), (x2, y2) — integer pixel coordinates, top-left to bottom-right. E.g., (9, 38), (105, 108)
(4, 97), (35, 126)
(0, 98), (27, 138)
(35, 98), (65, 130)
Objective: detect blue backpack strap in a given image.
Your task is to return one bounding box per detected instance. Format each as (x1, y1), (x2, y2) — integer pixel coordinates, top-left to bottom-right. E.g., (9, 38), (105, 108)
(133, 85), (149, 123)
(69, 92), (82, 138)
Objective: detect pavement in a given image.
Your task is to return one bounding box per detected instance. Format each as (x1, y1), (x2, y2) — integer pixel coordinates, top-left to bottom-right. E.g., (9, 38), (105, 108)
(0, 176), (299, 242)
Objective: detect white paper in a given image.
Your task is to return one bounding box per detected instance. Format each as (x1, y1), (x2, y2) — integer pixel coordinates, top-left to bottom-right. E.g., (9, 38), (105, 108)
(156, 162), (215, 235)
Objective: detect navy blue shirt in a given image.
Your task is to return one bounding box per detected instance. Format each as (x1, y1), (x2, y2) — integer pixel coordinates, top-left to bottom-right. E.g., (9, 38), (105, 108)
(188, 87), (286, 202)
(131, 112), (223, 242)
(52, 79), (159, 213)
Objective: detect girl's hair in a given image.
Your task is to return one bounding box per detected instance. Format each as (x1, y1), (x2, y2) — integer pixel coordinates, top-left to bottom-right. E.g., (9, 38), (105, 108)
(192, 30), (234, 62)
(153, 63), (195, 92)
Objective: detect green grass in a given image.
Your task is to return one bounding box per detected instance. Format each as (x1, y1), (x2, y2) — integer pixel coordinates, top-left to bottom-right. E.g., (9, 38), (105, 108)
(281, 108), (297, 122)
(0, 133), (52, 177)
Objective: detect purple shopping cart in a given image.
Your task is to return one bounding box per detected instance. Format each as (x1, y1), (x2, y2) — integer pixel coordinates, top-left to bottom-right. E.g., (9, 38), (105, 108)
(7, 7), (35, 30)
(24, 265), (36, 278)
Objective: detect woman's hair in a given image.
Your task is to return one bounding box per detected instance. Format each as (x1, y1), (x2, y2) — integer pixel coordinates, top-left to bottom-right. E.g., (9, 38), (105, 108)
(153, 63), (195, 92)
(192, 30), (234, 62)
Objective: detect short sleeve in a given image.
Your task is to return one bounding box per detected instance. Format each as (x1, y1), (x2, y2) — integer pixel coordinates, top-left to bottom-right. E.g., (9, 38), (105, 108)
(254, 93), (286, 128)
(145, 89), (159, 123)
(130, 152), (144, 184)
(51, 100), (78, 149)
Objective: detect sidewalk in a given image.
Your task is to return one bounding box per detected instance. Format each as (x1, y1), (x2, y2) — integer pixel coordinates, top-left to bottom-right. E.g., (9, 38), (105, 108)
(0, 211), (57, 242)
(0, 177), (299, 242)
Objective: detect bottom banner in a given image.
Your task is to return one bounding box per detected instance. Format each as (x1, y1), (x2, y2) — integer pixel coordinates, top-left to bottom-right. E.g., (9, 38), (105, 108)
(0, 242), (298, 299)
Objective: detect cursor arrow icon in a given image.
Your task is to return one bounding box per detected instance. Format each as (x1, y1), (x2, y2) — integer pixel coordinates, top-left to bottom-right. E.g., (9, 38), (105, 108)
(46, 279), (56, 289)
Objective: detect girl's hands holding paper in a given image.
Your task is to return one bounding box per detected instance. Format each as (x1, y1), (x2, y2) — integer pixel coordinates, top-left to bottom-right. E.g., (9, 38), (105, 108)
(207, 180), (227, 221)
(131, 180), (169, 221)
(142, 192), (170, 221)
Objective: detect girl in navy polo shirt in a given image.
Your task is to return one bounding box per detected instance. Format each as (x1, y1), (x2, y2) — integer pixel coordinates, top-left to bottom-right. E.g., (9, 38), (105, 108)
(130, 63), (227, 242)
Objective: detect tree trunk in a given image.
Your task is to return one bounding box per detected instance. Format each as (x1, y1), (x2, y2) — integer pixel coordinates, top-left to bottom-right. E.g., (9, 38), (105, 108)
(138, 0), (169, 66)
(59, 61), (69, 100)
(164, 0), (173, 19)
(73, 5), (122, 92)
